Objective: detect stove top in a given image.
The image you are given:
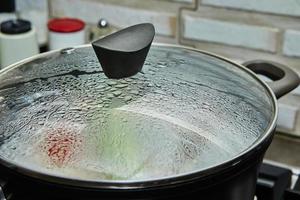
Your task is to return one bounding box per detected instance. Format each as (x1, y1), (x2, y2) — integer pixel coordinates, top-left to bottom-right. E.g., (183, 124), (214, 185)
(257, 160), (300, 200)
(0, 160), (299, 200)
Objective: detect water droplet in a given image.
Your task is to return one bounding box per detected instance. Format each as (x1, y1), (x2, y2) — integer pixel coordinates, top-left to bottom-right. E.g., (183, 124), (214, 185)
(107, 81), (117, 86)
(102, 97), (110, 101)
(95, 104), (104, 108)
(115, 84), (127, 89)
(157, 61), (166, 65)
(157, 64), (166, 68)
(124, 96), (132, 101)
(154, 90), (166, 95)
(95, 85), (106, 89)
(112, 91), (122, 97)
(155, 84), (161, 88)
(149, 68), (156, 72)
(130, 90), (139, 95)
(143, 98), (150, 103)
(70, 107), (82, 111)
(120, 80), (128, 84)
(107, 93), (114, 98)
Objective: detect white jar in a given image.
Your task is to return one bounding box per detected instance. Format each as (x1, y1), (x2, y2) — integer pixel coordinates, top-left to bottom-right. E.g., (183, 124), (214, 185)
(0, 19), (39, 68)
(48, 18), (85, 50)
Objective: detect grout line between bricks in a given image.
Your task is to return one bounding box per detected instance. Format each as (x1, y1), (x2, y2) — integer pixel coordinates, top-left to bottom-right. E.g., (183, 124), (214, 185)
(177, 0), (199, 46)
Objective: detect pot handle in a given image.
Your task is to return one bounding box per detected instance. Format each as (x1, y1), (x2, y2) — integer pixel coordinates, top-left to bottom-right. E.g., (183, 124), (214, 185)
(242, 60), (300, 99)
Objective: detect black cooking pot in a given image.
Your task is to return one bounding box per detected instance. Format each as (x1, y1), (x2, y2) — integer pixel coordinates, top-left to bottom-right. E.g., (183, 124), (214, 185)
(0, 24), (299, 200)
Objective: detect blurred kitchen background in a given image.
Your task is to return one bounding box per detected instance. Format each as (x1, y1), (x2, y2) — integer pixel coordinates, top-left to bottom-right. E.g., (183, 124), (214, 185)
(0, 0), (300, 166)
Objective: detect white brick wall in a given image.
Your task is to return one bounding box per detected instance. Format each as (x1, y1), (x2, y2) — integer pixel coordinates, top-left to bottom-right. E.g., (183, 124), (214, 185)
(277, 103), (298, 130)
(50, 0), (177, 36)
(283, 30), (300, 57)
(202, 0), (300, 17)
(183, 15), (279, 52)
(16, 0), (48, 45)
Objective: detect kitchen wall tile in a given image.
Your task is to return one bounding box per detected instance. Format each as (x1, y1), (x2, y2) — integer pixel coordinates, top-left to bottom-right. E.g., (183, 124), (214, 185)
(16, 0), (48, 45)
(202, 0), (300, 17)
(183, 14), (279, 52)
(50, 0), (178, 37)
(186, 6), (300, 32)
(277, 103), (298, 131)
(277, 94), (300, 136)
(283, 30), (300, 57)
(16, 0), (47, 10)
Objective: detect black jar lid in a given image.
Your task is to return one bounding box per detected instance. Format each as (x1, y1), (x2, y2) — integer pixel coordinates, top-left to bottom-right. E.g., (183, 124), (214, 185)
(0, 19), (31, 34)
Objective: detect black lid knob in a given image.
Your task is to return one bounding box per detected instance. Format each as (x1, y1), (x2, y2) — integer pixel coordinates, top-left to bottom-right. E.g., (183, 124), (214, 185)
(0, 19), (31, 34)
(92, 23), (155, 79)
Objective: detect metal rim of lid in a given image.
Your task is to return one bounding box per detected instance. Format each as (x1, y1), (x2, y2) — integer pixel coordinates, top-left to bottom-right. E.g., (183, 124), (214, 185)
(48, 18), (85, 33)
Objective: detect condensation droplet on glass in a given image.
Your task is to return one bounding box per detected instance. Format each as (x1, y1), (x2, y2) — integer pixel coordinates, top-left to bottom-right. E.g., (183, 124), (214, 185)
(107, 80), (117, 86)
(124, 96), (132, 102)
(115, 84), (127, 89)
(155, 83), (161, 88)
(107, 93), (114, 99)
(95, 85), (106, 89)
(157, 64), (166, 68)
(154, 90), (166, 95)
(130, 90), (139, 95)
(112, 91), (122, 97)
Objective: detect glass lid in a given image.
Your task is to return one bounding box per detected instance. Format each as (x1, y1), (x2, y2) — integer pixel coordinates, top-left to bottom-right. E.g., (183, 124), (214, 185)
(0, 45), (274, 182)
